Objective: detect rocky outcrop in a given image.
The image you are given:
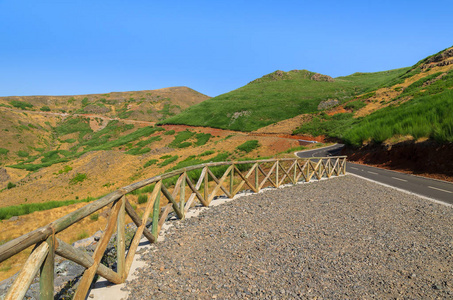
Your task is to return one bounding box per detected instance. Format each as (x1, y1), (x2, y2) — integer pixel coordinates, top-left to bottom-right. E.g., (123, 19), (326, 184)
(317, 99), (339, 110)
(421, 47), (453, 70)
(311, 73), (334, 82)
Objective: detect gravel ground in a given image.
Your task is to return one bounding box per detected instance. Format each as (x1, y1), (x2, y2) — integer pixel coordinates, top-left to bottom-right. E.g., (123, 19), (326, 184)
(126, 175), (453, 299)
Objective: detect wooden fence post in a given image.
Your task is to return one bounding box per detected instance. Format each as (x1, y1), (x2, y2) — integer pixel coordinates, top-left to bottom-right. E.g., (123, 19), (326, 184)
(255, 164), (259, 192)
(117, 196), (126, 279)
(276, 160), (279, 188)
(230, 164), (234, 196)
(40, 235), (54, 300)
(204, 166), (208, 202)
(180, 172), (185, 218)
(152, 185), (161, 238)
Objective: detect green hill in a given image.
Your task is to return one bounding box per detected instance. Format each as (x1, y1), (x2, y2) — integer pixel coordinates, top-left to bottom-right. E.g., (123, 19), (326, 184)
(294, 46), (453, 145)
(160, 68), (410, 131)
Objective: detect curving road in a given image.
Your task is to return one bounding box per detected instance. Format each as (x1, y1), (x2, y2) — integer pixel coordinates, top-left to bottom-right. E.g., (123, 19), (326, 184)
(296, 144), (453, 206)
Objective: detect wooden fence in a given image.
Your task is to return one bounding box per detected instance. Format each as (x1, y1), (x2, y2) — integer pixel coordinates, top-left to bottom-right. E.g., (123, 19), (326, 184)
(0, 156), (346, 299)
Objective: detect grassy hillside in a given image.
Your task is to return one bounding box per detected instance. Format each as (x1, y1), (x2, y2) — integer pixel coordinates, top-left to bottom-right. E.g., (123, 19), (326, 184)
(0, 86), (209, 122)
(293, 46), (453, 146)
(160, 68), (409, 131)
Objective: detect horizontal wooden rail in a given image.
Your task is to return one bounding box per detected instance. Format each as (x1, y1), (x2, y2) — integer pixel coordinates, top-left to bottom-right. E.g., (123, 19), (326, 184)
(0, 156), (346, 299)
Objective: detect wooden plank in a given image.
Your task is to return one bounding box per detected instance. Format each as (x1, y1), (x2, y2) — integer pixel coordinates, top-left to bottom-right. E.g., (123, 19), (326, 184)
(184, 168), (207, 212)
(40, 235), (54, 300)
(204, 166), (208, 202)
(73, 199), (122, 299)
(180, 172), (185, 218)
(278, 161), (296, 186)
(295, 161), (308, 182)
(117, 196), (126, 279)
(276, 160), (279, 188)
(161, 184), (184, 219)
(125, 200), (155, 244)
(207, 165), (233, 203)
(258, 162), (277, 189)
(255, 164), (259, 191)
(5, 242), (49, 300)
(185, 173), (209, 207)
(124, 181), (161, 275)
(151, 186), (161, 238)
(55, 238), (122, 284)
(230, 165), (234, 196)
(233, 164), (258, 194)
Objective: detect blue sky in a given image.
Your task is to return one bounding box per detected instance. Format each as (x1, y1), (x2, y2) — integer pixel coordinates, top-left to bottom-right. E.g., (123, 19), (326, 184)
(0, 0), (452, 97)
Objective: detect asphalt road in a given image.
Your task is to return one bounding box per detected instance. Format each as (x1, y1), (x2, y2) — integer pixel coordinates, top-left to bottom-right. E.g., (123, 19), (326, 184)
(296, 144), (453, 206)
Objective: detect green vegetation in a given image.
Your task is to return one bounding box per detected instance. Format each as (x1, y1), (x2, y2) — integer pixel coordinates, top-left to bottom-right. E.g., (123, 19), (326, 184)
(144, 159), (158, 168)
(294, 113), (356, 138)
(126, 147), (151, 155)
(16, 150), (29, 157)
(62, 138), (76, 143)
(164, 130), (175, 135)
(236, 140), (260, 153)
(70, 173), (87, 184)
(8, 121), (164, 171)
(76, 230), (89, 240)
(344, 100), (367, 111)
(281, 146), (307, 154)
(7, 182), (16, 189)
(90, 213), (99, 221)
(40, 106), (51, 112)
(138, 194), (148, 204)
(0, 148), (8, 155)
(158, 155), (179, 167)
(55, 117), (93, 140)
(0, 196), (95, 220)
(168, 130), (195, 148)
(58, 165), (73, 174)
(195, 133), (212, 146)
(160, 68), (410, 131)
(199, 150), (215, 156)
(9, 100), (33, 110)
(343, 89), (453, 146)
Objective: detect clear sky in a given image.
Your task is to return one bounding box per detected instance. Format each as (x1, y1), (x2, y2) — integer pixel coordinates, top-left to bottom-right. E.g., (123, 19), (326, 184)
(0, 0), (452, 97)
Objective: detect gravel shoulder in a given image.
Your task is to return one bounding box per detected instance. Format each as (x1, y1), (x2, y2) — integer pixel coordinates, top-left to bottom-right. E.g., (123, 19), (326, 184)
(126, 176), (453, 299)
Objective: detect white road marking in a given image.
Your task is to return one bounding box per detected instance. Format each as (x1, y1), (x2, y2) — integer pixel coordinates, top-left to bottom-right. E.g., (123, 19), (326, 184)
(367, 171), (378, 175)
(348, 173), (453, 208)
(391, 177), (407, 182)
(428, 186), (453, 194)
(350, 167), (359, 170)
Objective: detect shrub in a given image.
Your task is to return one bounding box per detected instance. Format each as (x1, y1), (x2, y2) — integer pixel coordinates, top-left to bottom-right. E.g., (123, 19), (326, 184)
(7, 182), (16, 189)
(77, 230), (89, 240)
(164, 130), (175, 135)
(138, 194), (148, 204)
(70, 173), (87, 184)
(16, 150), (29, 157)
(344, 100), (366, 111)
(195, 133), (212, 146)
(144, 159), (158, 168)
(58, 165), (73, 174)
(168, 130), (195, 148)
(0, 148), (8, 155)
(159, 155), (179, 167)
(90, 213), (99, 221)
(236, 140), (260, 153)
(40, 106), (51, 112)
(199, 150), (215, 156)
(126, 147), (151, 155)
(9, 100), (33, 110)
(0, 196), (95, 220)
